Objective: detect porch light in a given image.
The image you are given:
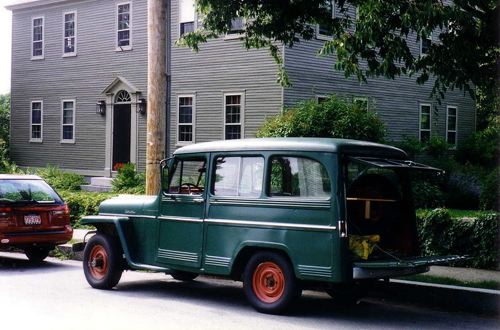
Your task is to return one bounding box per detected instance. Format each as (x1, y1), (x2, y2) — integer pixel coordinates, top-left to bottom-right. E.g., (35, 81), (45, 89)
(96, 100), (106, 115)
(137, 98), (147, 115)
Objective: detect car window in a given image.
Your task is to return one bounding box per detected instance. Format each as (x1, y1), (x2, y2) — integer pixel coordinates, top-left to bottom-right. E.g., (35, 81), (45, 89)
(213, 156), (264, 197)
(167, 158), (206, 195)
(0, 179), (61, 203)
(269, 156), (331, 198)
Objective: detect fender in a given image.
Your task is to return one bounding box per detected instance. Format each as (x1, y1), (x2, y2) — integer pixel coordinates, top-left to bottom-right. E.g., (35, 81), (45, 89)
(81, 215), (170, 272)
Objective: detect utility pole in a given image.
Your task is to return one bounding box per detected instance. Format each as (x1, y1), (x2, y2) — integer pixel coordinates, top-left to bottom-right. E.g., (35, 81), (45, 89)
(146, 0), (167, 194)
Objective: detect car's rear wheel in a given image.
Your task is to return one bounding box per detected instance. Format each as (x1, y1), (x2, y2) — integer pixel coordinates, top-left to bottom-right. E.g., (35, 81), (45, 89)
(170, 270), (198, 281)
(83, 233), (123, 289)
(25, 246), (51, 262)
(243, 251), (300, 314)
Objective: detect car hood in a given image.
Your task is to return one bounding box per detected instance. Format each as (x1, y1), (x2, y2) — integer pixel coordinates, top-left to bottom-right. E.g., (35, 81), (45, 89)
(99, 194), (159, 217)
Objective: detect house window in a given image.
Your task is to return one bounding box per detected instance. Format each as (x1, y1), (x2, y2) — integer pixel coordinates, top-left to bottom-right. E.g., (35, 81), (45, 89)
(318, 0), (335, 37)
(446, 106), (458, 146)
(353, 97), (368, 111)
(32, 17), (44, 59)
(419, 104), (431, 142)
(63, 12), (76, 56)
(117, 3), (131, 48)
(420, 33), (432, 56)
(224, 93), (244, 140)
(228, 17), (245, 34)
(61, 100), (75, 142)
(30, 101), (43, 142)
(178, 95), (195, 144)
(179, 0), (195, 36)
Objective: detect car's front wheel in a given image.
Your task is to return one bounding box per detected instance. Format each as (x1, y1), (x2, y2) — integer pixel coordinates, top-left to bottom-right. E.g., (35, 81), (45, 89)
(83, 233), (123, 289)
(25, 246), (51, 262)
(243, 251), (300, 314)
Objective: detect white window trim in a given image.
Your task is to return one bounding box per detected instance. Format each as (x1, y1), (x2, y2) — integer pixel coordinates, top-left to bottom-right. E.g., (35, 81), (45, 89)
(30, 100), (43, 143)
(62, 10), (77, 57)
(223, 92), (245, 140)
(419, 103), (432, 142)
(31, 16), (44, 60)
(116, 2), (133, 51)
(353, 96), (369, 111)
(178, 0), (197, 39)
(176, 94), (196, 146)
(317, 0), (335, 40)
(61, 99), (76, 144)
(446, 105), (458, 148)
(419, 32), (432, 57)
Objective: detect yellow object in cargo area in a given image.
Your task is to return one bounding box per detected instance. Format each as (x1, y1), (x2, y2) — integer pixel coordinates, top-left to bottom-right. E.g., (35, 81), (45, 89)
(349, 234), (381, 260)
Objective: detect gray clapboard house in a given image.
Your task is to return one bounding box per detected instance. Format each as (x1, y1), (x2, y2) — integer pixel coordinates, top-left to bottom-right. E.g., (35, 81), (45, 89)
(7, 0), (476, 178)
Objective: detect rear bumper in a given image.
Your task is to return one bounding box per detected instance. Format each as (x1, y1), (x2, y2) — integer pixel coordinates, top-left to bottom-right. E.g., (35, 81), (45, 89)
(353, 265), (430, 279)
(0, 225), (73, 247)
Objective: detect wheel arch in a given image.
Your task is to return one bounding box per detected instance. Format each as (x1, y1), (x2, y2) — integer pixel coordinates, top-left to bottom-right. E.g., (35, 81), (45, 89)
(230, 241), (296, 280)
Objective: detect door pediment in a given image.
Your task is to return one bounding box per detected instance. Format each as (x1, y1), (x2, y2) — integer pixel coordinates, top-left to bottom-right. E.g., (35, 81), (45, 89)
(102, 76), (140, 95)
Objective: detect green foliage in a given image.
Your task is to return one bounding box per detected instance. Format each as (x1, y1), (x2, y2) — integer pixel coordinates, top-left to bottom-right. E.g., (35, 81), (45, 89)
(59, 191), (115, 228)
(182, 1), (499, 103)
(0, 94), (10, 150)
(395, 136), (424, 160)
(32, 165), (85, 191)
(257, 95), (386, 142)
(416, 208), (499, 269)
(112, 163), (145, 194)
(480, 169), (499, 211)
(424, 136), (450, 159)
(457, 119), (499, 167)
(412, 181), (444, 209)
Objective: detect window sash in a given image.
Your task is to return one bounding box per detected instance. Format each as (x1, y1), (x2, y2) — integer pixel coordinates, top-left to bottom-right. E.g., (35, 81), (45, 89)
(61, 100), (75, 141)
(224, 94), (243, 140)
(177, 96), (194, 143)
(446, 106), (458, 145)
(419, 104), (431, 142)
(32, 17), (44, 58)
(30, 101), (43, 141)
(117, 3), (131, 47)
(318, 0), (335, 36)
(63, 12), (76, 54)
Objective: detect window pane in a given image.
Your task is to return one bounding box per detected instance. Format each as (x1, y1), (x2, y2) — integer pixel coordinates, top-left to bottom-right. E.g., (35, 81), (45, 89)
(180, 22), (195, 36)
(213, 157), (263, 197)
(118, 30), (130, 46)
(33, 42), (43, 56)
(63, 126), (73, 140)
(168, 159), (206, 194)
(64, 37), (75, 53)
(228, 17), (244, 34)
(178, 125), (192, 142)
(270, 157), (331, 198)
(31, 125), (41, 139)
(179, 97), (193, 124)
(421, 36), (431, 54)
(225, 106), (240, 123)
(447, 132), (456, 145)
(420, 130), (430, 142)
(225, 125), (241, 140)
(32, 108), (41, 124)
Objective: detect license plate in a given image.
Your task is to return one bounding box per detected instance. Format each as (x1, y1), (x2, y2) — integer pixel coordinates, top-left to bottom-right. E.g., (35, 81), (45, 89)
(24, 215), (41, 225)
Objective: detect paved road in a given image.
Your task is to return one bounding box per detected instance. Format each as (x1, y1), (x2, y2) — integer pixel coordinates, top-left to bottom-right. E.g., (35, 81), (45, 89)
(0, 252), (497, 330)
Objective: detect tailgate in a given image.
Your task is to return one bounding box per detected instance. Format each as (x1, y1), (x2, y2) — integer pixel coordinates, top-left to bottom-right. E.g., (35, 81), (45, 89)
(353, 255), (466, 279)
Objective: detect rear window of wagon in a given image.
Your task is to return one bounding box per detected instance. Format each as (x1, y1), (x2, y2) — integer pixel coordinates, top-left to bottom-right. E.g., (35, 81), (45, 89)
(0, 179), (63, 204)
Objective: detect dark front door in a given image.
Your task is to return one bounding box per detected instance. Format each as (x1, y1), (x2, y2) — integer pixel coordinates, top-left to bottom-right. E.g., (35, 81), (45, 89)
(113, 104), (131, 168)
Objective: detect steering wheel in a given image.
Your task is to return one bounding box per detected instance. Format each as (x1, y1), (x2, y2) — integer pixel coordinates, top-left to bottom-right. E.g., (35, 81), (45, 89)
(180, 183), (197, 194)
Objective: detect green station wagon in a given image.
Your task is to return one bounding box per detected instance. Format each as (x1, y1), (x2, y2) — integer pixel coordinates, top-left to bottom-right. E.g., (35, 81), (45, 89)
(81, 138), (462, 313)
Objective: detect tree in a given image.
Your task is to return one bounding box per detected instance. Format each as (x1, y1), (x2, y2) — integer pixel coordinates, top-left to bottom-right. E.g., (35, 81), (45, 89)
(257, 95), (386, 142)
(180, 1), (499, 101)
(0, 94), (10, 148)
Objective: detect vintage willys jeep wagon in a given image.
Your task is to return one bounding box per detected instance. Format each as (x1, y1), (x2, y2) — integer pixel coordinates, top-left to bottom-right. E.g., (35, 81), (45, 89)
(81, 138), (461, 313)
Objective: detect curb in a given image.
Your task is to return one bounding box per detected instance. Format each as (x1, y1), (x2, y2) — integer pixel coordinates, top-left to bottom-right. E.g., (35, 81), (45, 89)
(369, 279), (500, 316)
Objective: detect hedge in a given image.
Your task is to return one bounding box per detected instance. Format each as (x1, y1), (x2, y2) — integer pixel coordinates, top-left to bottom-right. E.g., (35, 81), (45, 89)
(59, 191), (116, 228)
(416, 208), (499, 270)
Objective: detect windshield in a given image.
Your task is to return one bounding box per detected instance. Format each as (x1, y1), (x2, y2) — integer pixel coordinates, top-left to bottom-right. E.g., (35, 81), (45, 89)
(0, 179), (63, 204)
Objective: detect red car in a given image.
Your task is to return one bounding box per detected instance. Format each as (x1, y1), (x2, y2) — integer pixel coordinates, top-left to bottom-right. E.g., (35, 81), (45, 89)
(0, 175), (73, 262)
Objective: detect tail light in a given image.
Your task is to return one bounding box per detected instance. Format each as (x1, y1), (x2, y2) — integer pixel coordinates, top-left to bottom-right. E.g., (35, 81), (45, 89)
(0, 207), (14, 227)
(51, 204), (70, 224)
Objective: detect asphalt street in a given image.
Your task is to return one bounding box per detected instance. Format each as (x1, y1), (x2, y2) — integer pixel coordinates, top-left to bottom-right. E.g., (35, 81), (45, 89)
(0, 252), (498, 330)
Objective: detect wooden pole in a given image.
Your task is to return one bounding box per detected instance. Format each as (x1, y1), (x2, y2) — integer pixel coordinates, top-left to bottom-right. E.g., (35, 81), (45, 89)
(146, 0), (167, 195)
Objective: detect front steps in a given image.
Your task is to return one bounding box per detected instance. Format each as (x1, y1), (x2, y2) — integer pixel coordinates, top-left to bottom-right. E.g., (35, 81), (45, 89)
(81, 176), (113, 192)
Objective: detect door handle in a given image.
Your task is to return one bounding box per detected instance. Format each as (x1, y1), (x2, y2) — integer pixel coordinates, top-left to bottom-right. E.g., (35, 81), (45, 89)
(192, 198), (204, 204)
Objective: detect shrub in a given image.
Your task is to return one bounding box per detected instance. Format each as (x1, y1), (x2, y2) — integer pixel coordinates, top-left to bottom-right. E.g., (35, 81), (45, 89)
(59, 191), (115, 228)
(111, 163), (145, 194)
(416, 208), (499, 270)
(396, 136), (424, 160)
(257, 95), (386, 142)
(480, 169), (499, 211)
(33, 165), (85, 191)
(457, 121), (499, 167)
(412, 181), (444, 208)
(424, 136), (450, 159)
(444, 172), (482, 210)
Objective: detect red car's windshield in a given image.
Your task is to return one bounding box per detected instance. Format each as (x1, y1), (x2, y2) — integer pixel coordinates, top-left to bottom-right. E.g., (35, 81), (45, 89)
(0, 179), (63, 204)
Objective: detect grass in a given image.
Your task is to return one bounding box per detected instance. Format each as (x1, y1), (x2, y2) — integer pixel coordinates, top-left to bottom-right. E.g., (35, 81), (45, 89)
(416, 208), (497, 219)
(400, 274), (500, 290)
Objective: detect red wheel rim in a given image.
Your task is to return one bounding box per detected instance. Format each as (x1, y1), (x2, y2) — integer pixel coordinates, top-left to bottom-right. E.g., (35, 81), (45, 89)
(88, 245), (108, 280)
(252, 261), (285, 303)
